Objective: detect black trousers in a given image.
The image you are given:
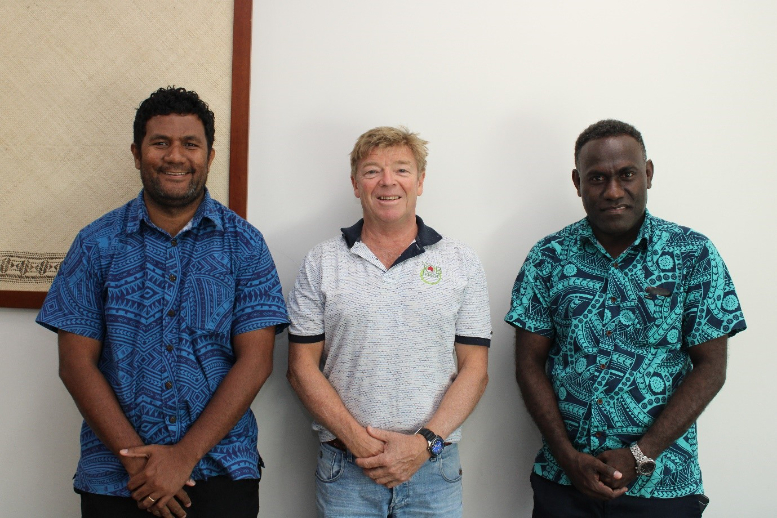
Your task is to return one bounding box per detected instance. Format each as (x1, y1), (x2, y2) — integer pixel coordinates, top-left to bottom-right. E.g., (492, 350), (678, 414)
(531, 472), (706, 518)
(79, 477), (259, 518)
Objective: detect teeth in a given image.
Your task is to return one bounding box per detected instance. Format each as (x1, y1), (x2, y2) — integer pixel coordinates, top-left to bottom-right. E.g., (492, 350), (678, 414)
(379, 196), (399, 200)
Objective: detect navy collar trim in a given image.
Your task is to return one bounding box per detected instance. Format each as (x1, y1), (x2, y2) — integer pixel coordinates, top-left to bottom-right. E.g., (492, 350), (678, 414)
(340, 216), (443, 266)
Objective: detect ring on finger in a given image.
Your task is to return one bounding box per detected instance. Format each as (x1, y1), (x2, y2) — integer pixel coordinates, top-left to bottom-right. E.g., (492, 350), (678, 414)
(146, 496), (156, 503)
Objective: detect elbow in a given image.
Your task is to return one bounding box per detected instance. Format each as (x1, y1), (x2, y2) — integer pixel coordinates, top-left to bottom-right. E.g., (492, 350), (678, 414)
(480, 371), (489, 395)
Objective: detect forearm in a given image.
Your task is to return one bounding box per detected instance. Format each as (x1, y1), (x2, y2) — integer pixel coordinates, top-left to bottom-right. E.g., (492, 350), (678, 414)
(425, 345), (488, 439)
(176, 328), (275, 466)
(287, 353), (372, 450)
(516, 358), (579, 464)
(638, 336), (727, 459)
(58, 332), (145, 471)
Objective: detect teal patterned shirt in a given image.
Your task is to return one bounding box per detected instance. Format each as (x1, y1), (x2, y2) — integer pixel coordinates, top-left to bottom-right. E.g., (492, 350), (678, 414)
(505, 211), (746, 498)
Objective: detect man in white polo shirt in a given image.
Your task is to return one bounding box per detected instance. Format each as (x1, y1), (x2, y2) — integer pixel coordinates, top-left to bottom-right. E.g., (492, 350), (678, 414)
(287, 126), (491, 517)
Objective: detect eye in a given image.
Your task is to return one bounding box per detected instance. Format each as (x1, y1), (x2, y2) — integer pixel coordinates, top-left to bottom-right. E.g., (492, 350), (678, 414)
(621, 171), (635, 179)
(397, 168), (411, 174)
(363, 169), (379, 177)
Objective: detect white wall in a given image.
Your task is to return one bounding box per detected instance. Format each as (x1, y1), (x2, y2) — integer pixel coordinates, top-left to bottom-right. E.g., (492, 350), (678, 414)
(2, 1), (774, 516)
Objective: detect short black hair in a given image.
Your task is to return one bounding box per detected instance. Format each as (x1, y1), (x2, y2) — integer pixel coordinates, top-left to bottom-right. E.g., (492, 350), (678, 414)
(133, 86), (215, 152)
(574, 119), (646, 166)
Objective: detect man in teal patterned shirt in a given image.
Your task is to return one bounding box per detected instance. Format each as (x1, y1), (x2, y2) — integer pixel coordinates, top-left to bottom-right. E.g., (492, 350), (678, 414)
(505, 119), (746, 517)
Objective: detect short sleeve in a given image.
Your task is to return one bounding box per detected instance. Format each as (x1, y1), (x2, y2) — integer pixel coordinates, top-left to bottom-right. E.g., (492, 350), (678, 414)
(232, 233), (290, 336)
(504, 244), (555, 338)
(682, 239), (746, 347)
(287, 246), (326, 342)
(36, 233), (106, 340)
(454, 248), (492, 346)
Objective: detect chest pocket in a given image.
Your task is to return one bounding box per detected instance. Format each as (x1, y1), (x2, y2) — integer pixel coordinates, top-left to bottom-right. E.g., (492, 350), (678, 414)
(182, 270), (235, 335)
(641, 282), (682, 348)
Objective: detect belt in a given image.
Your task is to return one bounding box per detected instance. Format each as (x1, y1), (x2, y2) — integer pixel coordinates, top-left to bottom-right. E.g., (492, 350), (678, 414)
(324, 437), (452, 452)
(324, 438), (348, 451)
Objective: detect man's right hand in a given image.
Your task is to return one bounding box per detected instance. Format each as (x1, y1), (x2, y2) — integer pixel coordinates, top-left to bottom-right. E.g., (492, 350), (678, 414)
(121, 452), (192, 518)
(559, 450), (628, 500)
(344, 428), (385, 459)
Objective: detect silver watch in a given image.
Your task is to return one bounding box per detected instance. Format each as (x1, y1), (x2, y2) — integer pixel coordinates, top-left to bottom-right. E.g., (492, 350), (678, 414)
(629, 442), (656, 476)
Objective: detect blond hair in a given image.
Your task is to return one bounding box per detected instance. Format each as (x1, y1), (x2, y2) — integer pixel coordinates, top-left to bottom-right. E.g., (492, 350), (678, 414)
(350, 126), (428, 177)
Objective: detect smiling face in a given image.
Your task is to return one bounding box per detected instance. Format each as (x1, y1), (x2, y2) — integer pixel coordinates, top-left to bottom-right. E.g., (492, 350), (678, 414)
(572, 135), (653, 256)
(131, 113), (215, 212)
(351, 145), (425, 229)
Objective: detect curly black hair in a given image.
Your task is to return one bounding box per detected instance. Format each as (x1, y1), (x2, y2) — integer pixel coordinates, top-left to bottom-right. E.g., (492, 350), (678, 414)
(574, 119), (646, 166)
(133, 86), (215, 152)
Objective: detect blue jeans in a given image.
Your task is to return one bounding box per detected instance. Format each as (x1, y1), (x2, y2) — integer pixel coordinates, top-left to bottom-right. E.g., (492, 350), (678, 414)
(316, 441), (463, 518)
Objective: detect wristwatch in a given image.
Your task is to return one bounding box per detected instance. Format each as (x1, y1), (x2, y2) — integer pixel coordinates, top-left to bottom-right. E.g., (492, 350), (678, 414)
(630, 442), (656, 476)
(416, 427), (445, 458)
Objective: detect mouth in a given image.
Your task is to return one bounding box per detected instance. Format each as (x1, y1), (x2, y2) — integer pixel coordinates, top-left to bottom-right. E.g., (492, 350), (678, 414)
(160, 170), (191, 177)
(377, 196), (401, 201)
(602, 204), (629, 213)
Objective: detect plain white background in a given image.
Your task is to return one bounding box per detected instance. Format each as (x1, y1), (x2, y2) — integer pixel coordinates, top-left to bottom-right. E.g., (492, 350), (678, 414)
(1, 1), (774, 516)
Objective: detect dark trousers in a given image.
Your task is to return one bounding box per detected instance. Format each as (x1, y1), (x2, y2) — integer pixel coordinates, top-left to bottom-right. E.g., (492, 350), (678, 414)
(79, 476), (259, 518)
(531, 472), (705, 518)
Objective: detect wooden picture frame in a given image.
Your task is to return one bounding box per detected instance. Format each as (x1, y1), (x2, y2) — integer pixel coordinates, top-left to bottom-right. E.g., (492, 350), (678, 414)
(0, 0), (252, 310)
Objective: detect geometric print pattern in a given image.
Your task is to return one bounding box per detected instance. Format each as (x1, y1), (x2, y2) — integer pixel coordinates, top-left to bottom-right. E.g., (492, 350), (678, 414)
(505, 211), (746, 498)
(37, 190), (289, 497)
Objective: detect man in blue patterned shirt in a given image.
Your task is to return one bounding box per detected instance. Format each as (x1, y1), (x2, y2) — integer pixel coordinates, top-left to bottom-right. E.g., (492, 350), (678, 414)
(505, 119), (746, 517)
(37, 87), (289, 518)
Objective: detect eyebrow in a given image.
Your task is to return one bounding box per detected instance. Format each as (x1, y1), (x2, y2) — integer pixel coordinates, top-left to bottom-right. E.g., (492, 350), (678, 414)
(360, 159), (414, 168)
(147, 133), (205, 141)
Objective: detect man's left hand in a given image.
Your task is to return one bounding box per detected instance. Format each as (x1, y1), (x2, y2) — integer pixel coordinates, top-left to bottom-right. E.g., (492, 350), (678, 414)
(596, 448), (637, 490)
(354, 426), (430, 488)
(121, 445), (197, 512)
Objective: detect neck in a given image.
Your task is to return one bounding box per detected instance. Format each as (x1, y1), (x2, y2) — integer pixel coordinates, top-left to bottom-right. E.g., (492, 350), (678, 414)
(360, 215), (418, 268)
(143, 192), (203, 236)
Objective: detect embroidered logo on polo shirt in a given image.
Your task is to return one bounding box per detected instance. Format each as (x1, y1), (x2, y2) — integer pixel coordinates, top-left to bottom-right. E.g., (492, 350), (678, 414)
(420, 263), (442, 285)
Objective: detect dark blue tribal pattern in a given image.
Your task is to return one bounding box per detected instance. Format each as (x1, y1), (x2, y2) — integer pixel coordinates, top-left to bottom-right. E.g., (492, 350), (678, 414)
(505, 211), (746, 498)
(37, 191), (289, 496)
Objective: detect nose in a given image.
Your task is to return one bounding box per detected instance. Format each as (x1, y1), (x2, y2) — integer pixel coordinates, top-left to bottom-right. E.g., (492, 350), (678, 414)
(164, 142), (185, 163)
(378, 168), (395, 185)
(603, 177), (624, 200)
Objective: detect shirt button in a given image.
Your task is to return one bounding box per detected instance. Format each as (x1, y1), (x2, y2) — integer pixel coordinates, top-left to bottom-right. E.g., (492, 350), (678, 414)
(595, 432), (604, 438)
(167, 310), (176, 317)
(612, 262), (619, 268)
(169, 274), (177, 282)
(599, 363), (606, 370)
(171, 239), (178, 247)
(164, 381), (173, 390)
(597, 399), (603, 405)
(605, 330), (612, 336)
(169, 416), (177, 424)
(166, 344), (173, 352)
(610, 297), (617, 303)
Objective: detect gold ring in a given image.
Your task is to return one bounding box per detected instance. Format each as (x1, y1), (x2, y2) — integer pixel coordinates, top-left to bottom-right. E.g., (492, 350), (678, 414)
(146, 496), (156, 503)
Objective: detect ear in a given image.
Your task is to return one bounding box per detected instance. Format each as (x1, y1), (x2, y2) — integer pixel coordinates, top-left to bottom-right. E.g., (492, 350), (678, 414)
(417, 170), (426, 196)
(572, 169), (582, 197)
(131, 143), (141, 170)
(645, 159), (654, 189)
(351, 174), (360, 198)
(207, 148), (216, 168)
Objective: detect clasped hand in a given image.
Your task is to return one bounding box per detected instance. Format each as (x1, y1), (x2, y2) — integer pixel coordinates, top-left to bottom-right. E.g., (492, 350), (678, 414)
(120, 444), (196, 518)
(354, 426), (430, 488)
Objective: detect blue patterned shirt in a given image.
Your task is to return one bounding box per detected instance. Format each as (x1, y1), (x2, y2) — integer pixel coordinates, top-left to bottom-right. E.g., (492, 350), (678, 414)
(505, 211), (746, 498)
(37, 190), (289, 496)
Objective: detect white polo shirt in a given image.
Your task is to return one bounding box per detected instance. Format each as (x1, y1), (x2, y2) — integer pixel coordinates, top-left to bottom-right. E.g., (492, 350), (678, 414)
(288, 217), (491, 442)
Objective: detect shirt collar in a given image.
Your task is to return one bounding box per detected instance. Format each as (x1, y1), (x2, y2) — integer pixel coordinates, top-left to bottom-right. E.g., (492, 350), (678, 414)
(126, 189), (223, 235)
(340, 216), (442, 250)
(579, 209), (653, 252)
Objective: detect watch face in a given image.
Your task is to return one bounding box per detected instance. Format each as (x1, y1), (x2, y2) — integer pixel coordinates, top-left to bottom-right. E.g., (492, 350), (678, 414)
(429, 438), (445, 456)
(639, 460), (656, 476)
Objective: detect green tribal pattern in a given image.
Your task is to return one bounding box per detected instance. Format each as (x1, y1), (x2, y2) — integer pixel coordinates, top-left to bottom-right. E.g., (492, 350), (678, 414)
(505, 212), (746, 498)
